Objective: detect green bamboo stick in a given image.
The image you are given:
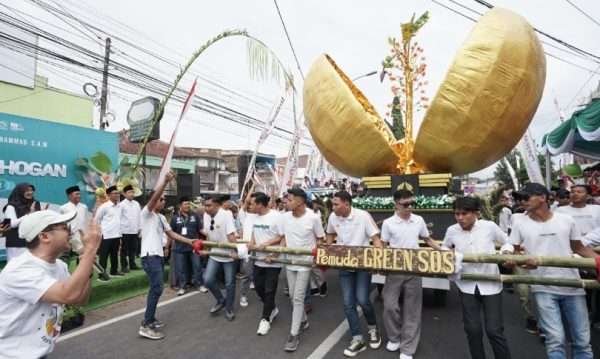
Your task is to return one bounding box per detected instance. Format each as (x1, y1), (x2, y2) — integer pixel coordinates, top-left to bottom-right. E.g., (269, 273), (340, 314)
(201, 241), (596, 269)
(461, 273), (600, 290)
(197, 249), (600, 289)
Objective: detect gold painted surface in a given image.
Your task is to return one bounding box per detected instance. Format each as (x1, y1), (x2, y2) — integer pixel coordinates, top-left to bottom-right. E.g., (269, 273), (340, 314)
(303, 8), (545, 176)
(413, 8), (546, 175)
(303, 55), (400, 177)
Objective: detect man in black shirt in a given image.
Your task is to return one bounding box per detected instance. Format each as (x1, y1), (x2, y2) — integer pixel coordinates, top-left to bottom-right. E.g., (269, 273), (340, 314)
(170, 196), (204, 295)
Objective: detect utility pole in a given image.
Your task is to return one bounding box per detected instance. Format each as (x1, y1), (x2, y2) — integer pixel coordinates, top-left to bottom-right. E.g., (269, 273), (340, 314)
(99, 37), (111, 130)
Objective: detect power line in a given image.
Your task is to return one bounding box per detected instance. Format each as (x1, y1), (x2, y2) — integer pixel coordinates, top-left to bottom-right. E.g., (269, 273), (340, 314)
(273, 0), (304, 79)
(564, 0), (600, 28)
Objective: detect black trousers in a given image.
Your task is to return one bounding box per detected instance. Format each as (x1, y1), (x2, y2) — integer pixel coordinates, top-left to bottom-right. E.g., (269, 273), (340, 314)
(460, 288), (511, 359)
(121, 234), (139, 269)
(98, 237), (120, 275)
(253, 265), (281, 320)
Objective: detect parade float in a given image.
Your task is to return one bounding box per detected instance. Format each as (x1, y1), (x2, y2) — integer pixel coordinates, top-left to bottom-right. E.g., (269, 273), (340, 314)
(300, 7), (547, 304)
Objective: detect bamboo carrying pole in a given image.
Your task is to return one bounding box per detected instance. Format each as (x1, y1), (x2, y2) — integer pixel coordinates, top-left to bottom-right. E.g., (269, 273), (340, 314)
(197, 249), (600, 289)
(200, 240), (597, 269)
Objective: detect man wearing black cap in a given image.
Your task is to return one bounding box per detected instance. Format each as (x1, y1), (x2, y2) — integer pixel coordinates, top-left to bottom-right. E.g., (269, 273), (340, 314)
(119, 184), (141, 272)
(509, 182), (599, 358)
(94, 185), (124, 280)
(59, 186), (89, 256)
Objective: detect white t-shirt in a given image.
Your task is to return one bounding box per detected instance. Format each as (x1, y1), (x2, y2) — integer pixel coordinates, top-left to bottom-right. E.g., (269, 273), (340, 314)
(241, 212), (257, 242)
(555, 205), (600, 236)
(118, 199), (142, 235)
(381, 213), (429, 249)
(252, 210), (284, 268)
(204, 208), (237, 263)
(0, 251), (70, 359)
(140, 206), (171, 257)
(282, 210), (325, 271)
(326, 208), (379, 247)
(498, 207), (512, 234)
(510, 212), (585, 296)
(94, 201), (122, 239)
(443, 220), (512, 296)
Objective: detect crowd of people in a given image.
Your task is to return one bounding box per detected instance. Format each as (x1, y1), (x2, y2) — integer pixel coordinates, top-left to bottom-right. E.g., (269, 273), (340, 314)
(1, 176), (600, 358)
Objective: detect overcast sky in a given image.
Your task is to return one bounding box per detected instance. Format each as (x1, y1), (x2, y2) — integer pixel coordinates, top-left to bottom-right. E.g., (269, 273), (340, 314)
(5, 0), (600, 178)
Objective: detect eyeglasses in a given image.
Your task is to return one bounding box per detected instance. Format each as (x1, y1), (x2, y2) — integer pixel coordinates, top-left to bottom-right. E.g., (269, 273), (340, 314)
(210, 219), (215, 231)
(397, 201), (416, 208)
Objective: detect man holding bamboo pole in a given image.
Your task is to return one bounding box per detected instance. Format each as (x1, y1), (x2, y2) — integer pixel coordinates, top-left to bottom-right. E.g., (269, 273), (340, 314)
(442, 196), (513, 359)
(509, 182), (598, 359)
(326, 190), (383, 357)
(248, 192), (285, 336)
(380, 189), (441, 359)
(281, 188), (325, 352)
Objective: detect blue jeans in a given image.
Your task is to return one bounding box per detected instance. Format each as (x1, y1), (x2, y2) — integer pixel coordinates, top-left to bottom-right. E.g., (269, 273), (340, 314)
(534, 293), (593, 359)
(142, 256), (164, 326)
(203, 258), (236, 312)
(174, 251), (205, 287)
(339, 270), (377, 339)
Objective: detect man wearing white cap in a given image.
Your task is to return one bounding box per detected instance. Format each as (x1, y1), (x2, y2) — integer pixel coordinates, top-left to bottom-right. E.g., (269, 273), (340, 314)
(0, 210), (101, 359)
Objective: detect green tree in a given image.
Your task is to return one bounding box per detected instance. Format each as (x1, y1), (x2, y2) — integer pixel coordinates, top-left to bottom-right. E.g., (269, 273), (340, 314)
(391, 96), (405, 139)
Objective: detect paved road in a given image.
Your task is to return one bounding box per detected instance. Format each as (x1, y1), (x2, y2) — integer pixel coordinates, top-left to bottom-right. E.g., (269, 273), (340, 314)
(51, 271), (599, 358)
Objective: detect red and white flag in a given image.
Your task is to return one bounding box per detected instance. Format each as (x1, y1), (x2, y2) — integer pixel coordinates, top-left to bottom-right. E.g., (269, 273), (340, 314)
(155, 78), (198, 189)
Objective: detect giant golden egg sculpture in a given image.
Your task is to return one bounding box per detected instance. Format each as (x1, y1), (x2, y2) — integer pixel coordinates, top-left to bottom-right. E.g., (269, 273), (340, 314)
(303, 8), (546, 176)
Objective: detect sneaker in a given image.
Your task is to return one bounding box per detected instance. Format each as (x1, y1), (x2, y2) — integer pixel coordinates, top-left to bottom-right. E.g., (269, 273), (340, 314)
(257, 319), (271, 335)
(300, 320), (310, 333)
(368, 328), (381, 349)
(240, 296), (249, 307)
(284, 334), (300, 352)
(399, 354), (414, 359)
(385, 341), (400, 352)
(225, 310), (235, 321)
(269, 307), (279, 323)
(177, 288), (186, 296)
(343, 339), (367, 357)
(319, 282), (328, 297)
(149, 320), (164, 329)
(138, 325), (165, 340)
(199, 286), (208, 293)
(210, 302), (225, 314)
(310, 288), (320, 296)
(526, 318), (538, 334)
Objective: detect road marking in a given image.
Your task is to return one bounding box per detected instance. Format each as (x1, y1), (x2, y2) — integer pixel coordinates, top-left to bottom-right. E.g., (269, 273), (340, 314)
(57, 292), (199, 342)
(306, 308), (363, 359)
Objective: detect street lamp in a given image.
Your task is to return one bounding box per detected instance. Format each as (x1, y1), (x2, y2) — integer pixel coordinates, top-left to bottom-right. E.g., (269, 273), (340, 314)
(352, 70), (378, 82)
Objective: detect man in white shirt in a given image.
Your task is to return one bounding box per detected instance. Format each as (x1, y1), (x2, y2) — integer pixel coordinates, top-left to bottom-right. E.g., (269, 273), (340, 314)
(202, 195), (238, 321)
(238, 191), (258, 308)
(119, 185), (142, 272)
(442, 196), (513, 359)
(249, 192), (285, 336)
(497, 196), (512, 234)
(326, 190), (382, 357)
(59, 185), (89, 256)
(380, 190), (441, 359)
(556, 185), (600, 236)
(281, 188), (325, 352)
(509, 182), (597, 359)
(138, 171), (200, 340)
(94, 185), (123, 279)
(0, 210), (101, 359)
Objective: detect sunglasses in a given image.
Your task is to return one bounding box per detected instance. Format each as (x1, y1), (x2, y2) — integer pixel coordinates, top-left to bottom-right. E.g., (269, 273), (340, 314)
(210, 219), (215, 231)
(397, 201), (416, 208)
